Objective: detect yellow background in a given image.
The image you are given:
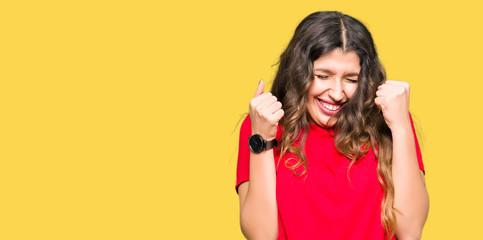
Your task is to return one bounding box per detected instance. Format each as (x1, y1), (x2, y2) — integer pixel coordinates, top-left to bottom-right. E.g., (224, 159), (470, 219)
(1, 0), (482, 239)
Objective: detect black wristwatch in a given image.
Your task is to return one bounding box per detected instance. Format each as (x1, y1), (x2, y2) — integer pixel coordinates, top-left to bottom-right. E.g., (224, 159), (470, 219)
(248, 134), (278, 153)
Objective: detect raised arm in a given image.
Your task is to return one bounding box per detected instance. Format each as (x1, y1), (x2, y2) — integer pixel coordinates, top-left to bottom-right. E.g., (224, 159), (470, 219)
(237, 80), (284, 240)
(375, 80), (429, 240)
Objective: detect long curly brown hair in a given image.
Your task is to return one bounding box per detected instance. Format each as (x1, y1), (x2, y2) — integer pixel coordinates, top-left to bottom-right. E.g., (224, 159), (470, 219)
(271, 11), (396, 239)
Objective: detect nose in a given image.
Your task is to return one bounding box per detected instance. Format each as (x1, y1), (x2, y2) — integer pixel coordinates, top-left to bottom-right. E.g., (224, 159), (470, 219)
(328, 79), (344, 102)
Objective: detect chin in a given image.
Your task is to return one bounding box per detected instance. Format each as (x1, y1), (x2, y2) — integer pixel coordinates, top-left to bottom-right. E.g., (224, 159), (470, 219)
(320, 118), (337, 128)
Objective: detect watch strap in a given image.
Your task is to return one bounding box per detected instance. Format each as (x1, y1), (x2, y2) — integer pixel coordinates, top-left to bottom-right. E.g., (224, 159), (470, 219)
(264, 138), (278, 151)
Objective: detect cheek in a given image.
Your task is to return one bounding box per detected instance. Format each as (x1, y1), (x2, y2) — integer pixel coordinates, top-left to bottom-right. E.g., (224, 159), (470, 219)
(306, 97), (319, 117)
(307, 80), (328, 97)
(307, 83), (318, 97)
(346, 84), (359, 98)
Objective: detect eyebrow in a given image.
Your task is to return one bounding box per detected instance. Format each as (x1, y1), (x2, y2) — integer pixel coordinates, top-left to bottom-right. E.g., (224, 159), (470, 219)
(314, 68), (359, 77)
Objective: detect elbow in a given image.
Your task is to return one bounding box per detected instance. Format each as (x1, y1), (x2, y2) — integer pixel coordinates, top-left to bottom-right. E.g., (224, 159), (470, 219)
(395, 214), (427, 240)
(241, 228), (278, 240)
(240, 210), (278, 240)
(397, 229), (423, 240)
(396, 234), (422, 240)
(395, 224), (424, 240)
(396, 205), (429, 240)
(395, 211), (428, 240)
(396, 190), (430, 240)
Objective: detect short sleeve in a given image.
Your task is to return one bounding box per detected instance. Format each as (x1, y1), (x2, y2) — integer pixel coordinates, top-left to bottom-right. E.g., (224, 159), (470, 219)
(235, 115), (252, 193)
(409, 113), (425, 174)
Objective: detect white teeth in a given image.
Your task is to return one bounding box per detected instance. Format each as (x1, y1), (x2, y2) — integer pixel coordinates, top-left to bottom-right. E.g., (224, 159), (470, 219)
(320, 100), (341, 111)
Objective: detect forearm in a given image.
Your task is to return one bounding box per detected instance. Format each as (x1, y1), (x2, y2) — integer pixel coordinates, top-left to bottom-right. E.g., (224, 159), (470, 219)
(240, 150), (278, 240)
(392, 123), (429, 239)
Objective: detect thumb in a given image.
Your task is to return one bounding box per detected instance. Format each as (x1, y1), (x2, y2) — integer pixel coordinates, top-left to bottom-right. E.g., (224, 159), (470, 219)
(254, 79), (264, 97)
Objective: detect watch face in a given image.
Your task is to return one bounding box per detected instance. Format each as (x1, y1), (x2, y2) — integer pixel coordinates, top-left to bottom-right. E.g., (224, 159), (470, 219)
(249, 134), (264, 153)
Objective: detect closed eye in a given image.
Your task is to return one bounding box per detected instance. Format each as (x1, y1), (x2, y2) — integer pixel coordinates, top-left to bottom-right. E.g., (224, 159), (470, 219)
(346, 78), (358, 83)
(315, 74), (329, 79)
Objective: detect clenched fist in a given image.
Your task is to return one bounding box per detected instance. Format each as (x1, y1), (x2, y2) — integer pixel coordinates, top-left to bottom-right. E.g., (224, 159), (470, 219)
(249, 80), (284, 140)
(375, 80), (411, 130)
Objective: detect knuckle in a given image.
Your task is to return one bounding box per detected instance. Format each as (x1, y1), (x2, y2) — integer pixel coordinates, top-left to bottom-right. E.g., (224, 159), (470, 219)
(249, 98), (256, 105)
(271, 117), (279, 124)
(249, 104), (256, 111)
(398, 86), (405, 94)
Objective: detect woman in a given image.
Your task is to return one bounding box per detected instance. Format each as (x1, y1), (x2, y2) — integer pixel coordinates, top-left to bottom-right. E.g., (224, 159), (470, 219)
(235, 11), (429, 240)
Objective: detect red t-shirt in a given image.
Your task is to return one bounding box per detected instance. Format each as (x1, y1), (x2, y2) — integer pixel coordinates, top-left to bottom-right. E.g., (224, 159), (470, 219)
(236, 115), (424, 240)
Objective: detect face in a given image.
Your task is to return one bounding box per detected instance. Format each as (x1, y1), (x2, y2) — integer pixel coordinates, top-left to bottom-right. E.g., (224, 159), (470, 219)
(306, 48), (361, 128)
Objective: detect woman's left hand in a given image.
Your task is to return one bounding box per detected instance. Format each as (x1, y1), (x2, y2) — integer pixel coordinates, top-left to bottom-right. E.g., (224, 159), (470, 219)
(374, 80), (411, 130)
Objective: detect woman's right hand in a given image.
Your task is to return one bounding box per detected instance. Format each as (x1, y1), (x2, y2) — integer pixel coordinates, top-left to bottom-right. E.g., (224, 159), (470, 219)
(249, 80), (284, 140)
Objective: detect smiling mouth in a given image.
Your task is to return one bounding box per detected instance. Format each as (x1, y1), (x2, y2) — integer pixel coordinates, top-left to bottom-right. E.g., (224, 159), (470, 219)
(318, 99), (343, 111)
